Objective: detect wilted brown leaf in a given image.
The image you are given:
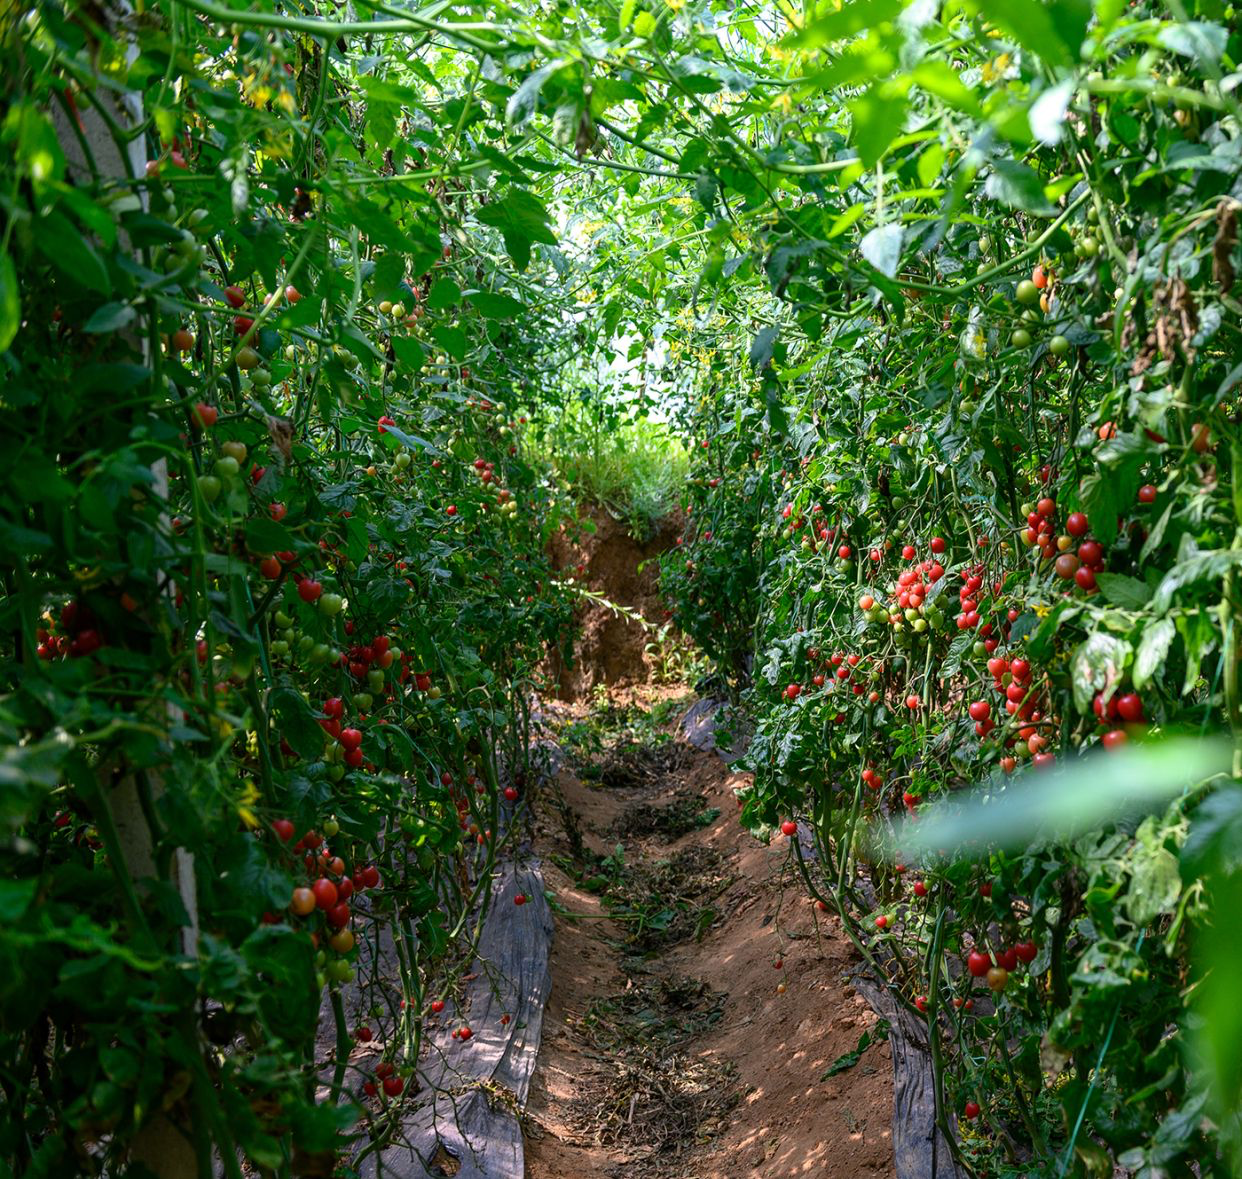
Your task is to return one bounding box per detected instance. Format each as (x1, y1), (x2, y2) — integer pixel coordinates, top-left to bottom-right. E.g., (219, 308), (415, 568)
(267, 415), (295, 463)
(1214, 199), (1237, 294)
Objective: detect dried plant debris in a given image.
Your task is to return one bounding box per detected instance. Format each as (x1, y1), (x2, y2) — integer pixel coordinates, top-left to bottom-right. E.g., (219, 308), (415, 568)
(596, 739), (695, 790)
(569, 975), (739, 1168)
(610, 846), (734, 951)
(613, 791), (720, 841)
(582, 974), (726, 1054)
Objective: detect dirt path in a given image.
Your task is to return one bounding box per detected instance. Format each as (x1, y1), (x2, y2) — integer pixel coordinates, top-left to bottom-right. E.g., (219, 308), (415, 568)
(522, 695), (894, 1179)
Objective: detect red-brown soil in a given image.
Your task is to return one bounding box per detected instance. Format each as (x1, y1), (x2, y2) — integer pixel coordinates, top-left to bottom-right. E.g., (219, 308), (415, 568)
(523, 692), (894, 1179)
(546, 506), (682, 698)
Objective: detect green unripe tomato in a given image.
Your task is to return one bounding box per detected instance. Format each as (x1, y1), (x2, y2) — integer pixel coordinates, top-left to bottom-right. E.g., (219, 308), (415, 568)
(280, 627), (295, 644)
(270, 640), (289, 657)
(1016, 279), (1040, 305)
(298, 635), (314, 653)
(197, 474), (222, 502)
(1079, 236), (1099, 258)
(250, 367), (272, 389)
(912, 618), (928, 633)
(428, 686), (442, 700)
(319, 593), (345, 615)
(328, 764), (345, 782)
(1048, 334), (1070, 356)
(1010, 328), (1032, 348)
(322, 818), (340, 837)
(353, 692), (373, 711)
(311, 642), (331, 662)
(973, 641), (987, 658)
(274, 611), (294, 629)
(213, 455), (240, 479)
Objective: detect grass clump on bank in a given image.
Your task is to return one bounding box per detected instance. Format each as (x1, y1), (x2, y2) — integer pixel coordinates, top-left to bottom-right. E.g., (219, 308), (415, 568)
(528, 399), (688, 538)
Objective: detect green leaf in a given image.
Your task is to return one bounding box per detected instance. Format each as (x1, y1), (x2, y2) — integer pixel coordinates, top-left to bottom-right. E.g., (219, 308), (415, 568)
(426, 278), (461, 309)
(1071, 631), (1131, 714)
(391, 335), (424, 370)
(984, 159), (1054, 215)
(475, 188), (557, 270)
(1094, 573), (1151, 610)
(849, 84), (909, 168)
(1153, 551), (1242, 614)
(821, 1020), (889, 1079)
(1124, 819), (1182, 925)
(0, 252), (18, 354)
(244, 517), (295, 555)
(984, 0), (1090, 69)
(859, 223), (903, 278)
(269, 686), (323, 761)
(82, 302), (136, 334)
(37, 211), (110, 294)
(1157, 21), (1227, 66)
(466, 290), (524, 319)
(916, 142), (946, 188)
(909, 61), (980, 115)
(1183, 786), (1242, 879)
(749, 325), (778, 371)
(891, 737), (1229, 861)
(1080, 472), (1120, 546)
(787, 0), (905, 47)
(1133, 618), (1175, 691)
(431, 324), (468, 361)
(507, 62), (560, 128)
(1195, 867), (1242, 1151)
(1028, 603), (1078, 665)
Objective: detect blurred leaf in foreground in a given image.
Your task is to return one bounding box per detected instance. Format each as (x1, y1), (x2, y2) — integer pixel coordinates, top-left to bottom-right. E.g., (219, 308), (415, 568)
(888, 737), (1230, 864)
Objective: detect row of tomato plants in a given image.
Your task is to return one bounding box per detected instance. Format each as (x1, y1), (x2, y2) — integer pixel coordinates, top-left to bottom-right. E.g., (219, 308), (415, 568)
(658, 104), (1241, 1179)
(0, 10), (582, 1177)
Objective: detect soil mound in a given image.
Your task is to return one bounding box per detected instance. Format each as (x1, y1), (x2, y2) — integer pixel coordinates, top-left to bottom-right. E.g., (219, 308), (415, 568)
(546, 506), (681, 699)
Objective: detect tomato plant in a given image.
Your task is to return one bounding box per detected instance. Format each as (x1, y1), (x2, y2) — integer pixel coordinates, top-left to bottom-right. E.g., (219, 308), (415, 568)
(4, 1), (1242, 1177)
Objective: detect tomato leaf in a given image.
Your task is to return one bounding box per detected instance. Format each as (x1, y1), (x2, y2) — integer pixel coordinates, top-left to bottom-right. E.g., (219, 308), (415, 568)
(269, 685), (324, 761)
(1095, 573), (1151, 610)
(985, 159), (1054, 215)
(466, 290), (524, 319)
(859, 223), (904, 278)
(1133, 618), (1175, 691)
(0, 252), (18, 354)
(1071, 631), (1130, 714)
(849, 84), (909, 169)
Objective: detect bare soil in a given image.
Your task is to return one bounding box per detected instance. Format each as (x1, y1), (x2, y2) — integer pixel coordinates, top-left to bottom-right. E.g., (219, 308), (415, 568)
(523, 692), (895, 1179)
